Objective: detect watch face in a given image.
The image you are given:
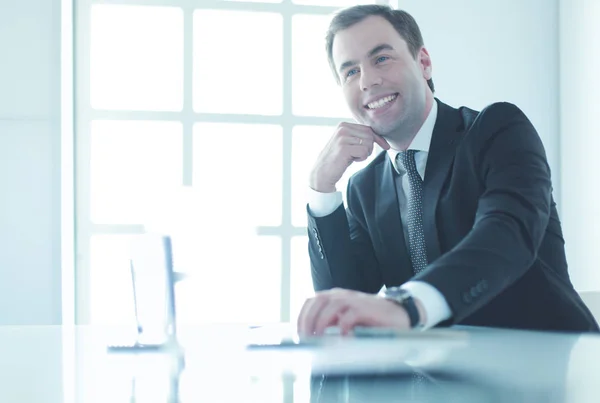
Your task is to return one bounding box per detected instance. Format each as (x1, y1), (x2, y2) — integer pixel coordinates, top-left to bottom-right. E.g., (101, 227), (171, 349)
(385, 287), (410, 301)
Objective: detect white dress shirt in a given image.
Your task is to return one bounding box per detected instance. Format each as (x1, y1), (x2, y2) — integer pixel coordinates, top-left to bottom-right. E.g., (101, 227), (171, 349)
(307, 101), (452, 329)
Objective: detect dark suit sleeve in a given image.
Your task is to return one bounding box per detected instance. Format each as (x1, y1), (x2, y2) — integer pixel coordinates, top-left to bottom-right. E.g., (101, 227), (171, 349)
(307, 188), (383, 293)
(416, 103), (552, 323)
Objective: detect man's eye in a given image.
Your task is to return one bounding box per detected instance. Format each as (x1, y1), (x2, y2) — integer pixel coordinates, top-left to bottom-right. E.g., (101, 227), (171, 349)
(346, 68), (359, 78)
(376, 56), (389, 63)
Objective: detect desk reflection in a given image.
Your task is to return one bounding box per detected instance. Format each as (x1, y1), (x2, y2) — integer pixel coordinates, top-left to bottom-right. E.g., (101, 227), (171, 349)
(308, 327), (580, 403)
(124, 352), (184, 403)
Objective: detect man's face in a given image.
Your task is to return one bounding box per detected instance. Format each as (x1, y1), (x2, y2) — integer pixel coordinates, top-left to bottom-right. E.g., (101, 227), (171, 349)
(331, 16), (432, 138)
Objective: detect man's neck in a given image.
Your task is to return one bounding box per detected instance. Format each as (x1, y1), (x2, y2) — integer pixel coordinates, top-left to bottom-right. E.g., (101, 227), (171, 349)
(387, 94), (434, 151)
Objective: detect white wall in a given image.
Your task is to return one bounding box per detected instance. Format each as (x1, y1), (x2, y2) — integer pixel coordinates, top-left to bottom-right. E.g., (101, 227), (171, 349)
(559, 0), (600, 291)
(401, 0), (560, 200)
(0, 0), (64, 324)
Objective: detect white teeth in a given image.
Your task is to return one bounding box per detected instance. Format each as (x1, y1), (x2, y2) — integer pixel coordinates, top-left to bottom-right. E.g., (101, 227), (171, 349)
(367, 94), (397, 109)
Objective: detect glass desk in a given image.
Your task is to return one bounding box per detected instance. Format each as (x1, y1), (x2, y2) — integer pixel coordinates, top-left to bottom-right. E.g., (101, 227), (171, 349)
(0, 324), (599, 402)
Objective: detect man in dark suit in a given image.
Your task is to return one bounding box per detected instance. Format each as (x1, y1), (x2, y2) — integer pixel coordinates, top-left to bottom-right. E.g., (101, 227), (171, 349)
(297, 5), (599, 336)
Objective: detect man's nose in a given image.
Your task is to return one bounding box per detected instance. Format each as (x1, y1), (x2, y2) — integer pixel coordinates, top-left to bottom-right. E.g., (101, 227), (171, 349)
(360, 66), (383, 91)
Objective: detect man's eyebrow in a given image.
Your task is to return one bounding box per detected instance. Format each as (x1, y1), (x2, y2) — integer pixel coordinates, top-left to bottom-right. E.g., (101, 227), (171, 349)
(338, 59), (357, 75)
(368, 43), (394, 58)
(337, 44), (395, 74)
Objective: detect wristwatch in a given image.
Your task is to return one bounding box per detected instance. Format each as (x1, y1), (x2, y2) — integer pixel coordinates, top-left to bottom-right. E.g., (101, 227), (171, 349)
(383, 287), (422, 329)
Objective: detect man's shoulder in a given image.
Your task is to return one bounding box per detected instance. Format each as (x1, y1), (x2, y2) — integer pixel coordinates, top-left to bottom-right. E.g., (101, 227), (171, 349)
(442, 99), (543, 163)
(449, 100), (530, 132)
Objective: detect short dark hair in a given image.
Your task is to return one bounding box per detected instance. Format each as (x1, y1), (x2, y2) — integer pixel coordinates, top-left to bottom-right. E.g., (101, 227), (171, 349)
(325, 4), (435, 93)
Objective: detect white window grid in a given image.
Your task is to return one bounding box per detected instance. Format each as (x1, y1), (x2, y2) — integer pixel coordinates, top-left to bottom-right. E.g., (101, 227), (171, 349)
(74, 0), (395, 325)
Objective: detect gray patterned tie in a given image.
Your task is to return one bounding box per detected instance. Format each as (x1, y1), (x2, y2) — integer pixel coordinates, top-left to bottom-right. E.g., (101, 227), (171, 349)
(397, 150), (428, 273)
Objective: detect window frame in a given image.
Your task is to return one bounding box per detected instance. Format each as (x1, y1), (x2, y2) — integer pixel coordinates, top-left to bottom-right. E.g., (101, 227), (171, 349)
(74, 0), (394, 325)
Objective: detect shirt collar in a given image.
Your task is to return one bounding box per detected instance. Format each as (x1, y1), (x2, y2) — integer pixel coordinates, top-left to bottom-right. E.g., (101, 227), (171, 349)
(386, 100), (438, 173)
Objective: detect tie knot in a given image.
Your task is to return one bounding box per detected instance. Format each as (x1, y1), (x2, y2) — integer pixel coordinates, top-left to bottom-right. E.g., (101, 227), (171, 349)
(396, 150), (418, 173)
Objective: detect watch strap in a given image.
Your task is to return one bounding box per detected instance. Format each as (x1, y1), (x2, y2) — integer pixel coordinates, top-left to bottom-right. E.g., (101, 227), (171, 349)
(400, 295), (420, 328)
(384, 287), (421, 328)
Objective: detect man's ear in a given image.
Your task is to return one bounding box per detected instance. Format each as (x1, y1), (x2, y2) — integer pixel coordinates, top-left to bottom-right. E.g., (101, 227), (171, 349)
(419, 47), (433, 80)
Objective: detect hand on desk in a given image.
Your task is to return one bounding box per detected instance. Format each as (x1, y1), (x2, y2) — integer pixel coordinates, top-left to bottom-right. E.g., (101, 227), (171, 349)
(297, 288), (411, 337)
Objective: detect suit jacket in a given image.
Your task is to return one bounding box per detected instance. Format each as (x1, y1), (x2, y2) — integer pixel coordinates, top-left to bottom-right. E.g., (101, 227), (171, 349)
(307, 99), (599, 333)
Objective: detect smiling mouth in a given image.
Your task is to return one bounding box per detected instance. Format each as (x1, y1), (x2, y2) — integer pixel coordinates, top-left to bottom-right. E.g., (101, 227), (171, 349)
(365, 93), (398, 110)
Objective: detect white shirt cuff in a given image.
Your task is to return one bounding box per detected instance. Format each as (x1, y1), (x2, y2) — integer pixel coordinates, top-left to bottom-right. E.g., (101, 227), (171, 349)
(400, 281), (452, 330)
(307, 187), (343, 217)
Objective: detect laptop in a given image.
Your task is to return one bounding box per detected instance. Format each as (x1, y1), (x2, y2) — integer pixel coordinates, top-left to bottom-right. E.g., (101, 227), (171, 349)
(108, 233), (178, 352)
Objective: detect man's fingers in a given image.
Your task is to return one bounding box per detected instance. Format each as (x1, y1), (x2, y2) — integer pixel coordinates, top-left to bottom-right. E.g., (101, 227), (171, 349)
(338, 122), (391, 151)
(313, 300), (347, 336)
(296, 298), (312, 334)
(297, 295), (329, 336)
(347, 145), (370, 162)
(337, 308), (360, 335)
(372, 133), (391, 150)
(338, 132), (371, 146)
(309, 121), (386, 195)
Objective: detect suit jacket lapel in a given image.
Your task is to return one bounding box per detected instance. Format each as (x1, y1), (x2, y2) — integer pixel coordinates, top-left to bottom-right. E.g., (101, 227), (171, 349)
(422, 99), (464, 263)
(376, 158), (414, 284)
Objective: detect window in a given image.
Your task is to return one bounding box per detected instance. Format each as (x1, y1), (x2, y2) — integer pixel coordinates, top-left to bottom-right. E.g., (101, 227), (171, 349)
(75, 0), (396, 326)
